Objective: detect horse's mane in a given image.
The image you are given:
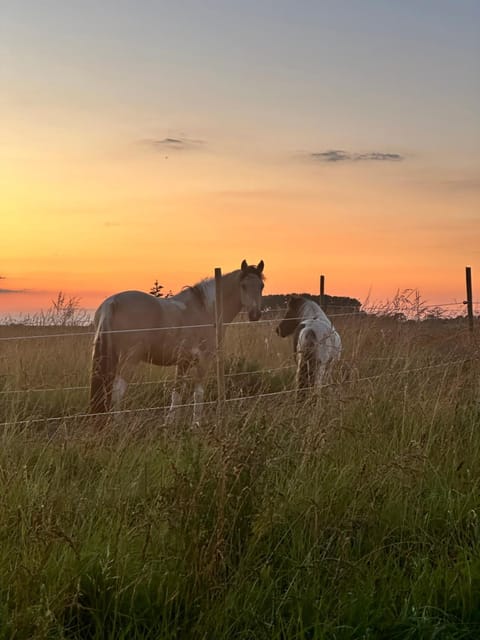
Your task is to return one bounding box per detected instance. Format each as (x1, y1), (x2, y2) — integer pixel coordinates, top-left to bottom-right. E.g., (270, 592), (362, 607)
(179, 273), (222, 309)
(187, 281), (209, 308)
(179, 266), (264, 309)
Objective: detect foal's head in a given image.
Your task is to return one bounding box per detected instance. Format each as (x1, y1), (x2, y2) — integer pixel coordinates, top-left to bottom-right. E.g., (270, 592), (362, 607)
(239, 259), (265, 321)
(276, 295), (305, 337)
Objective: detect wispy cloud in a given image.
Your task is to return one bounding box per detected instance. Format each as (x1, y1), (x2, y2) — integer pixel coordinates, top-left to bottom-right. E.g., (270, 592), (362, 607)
(0, 275), (27, 294)
(310, 149), (404, 163)
(0, 288), (28, 294)
(142, 136), (206, 151)
(0, 276), (31, 295)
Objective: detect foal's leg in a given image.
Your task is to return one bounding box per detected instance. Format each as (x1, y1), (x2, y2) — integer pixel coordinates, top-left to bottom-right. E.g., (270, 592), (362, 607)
(295, 353), (309, 403)
(295, 355), (303, 390)
(315, 363), (327, 390)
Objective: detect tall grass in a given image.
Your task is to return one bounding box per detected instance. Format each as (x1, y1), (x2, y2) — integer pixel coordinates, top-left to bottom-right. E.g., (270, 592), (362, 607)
(1, 311), (479, 638)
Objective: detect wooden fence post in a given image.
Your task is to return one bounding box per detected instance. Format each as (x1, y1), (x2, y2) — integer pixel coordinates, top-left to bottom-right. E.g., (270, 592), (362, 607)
(214, 267), (226, 424)
(465, 266), (474, 334)
(319, 274), (326, 312)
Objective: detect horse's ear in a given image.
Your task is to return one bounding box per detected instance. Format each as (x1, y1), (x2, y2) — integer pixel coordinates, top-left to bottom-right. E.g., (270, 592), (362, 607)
(241, 259), (248, 272)
(256, 260), (264, 273)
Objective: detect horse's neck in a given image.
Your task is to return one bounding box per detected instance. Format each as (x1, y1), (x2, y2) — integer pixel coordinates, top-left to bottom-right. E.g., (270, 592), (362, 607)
(174, 270), (242, 323)
(173, 282), (214, 320)
(196, 271), (242, 323)
(221, 270), (243, 323)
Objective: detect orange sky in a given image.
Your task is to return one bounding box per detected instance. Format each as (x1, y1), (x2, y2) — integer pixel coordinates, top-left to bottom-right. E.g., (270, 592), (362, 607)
(2, 2), (480, 315)
(2, 149), (478, 313)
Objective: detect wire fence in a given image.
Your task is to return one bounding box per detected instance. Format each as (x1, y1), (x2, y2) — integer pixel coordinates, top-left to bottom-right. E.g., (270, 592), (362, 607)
(1, 344), (476, 398)
(1, 281), (478, 430)
(0, 301), (478, 343)
(0, 365), (297, 396)
(0, 356), (475, 429)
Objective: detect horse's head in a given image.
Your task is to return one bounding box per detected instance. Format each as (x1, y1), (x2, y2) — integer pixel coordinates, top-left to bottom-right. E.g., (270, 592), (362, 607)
(276, 295), (304, 337)
(240, 259), (265, 321)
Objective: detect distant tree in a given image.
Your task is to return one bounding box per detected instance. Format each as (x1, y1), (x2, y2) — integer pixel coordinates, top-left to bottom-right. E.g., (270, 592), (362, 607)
(149, 280), (164, 297)
(261, 293), (361, 312)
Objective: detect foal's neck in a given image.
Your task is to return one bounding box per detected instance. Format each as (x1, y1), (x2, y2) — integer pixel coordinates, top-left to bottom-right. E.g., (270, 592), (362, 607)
(302, 299), (323, 319)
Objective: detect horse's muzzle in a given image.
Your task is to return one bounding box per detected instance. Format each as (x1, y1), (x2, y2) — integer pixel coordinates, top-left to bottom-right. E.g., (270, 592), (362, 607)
(248, 309), (262, 322)
(276, 325), (288, 337)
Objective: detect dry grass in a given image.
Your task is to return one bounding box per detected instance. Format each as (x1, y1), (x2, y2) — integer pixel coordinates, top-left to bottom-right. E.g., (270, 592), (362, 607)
(0, 311), (479, 638)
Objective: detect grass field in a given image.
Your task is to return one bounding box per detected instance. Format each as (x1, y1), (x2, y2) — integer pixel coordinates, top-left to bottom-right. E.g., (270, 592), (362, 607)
(1, 311), (479, 639)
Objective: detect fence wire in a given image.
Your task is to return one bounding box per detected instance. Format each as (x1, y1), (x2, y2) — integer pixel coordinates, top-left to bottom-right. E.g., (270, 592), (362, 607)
(0, 356), (475, 429)
(2, 326), (476, 398)
(0, 365), (297, 396)
(0, 300), (477, 343)
(1, 294), (477, 427)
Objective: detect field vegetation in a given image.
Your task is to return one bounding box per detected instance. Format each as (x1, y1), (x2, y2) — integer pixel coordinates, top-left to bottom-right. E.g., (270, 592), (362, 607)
(0, 295), (479, 639)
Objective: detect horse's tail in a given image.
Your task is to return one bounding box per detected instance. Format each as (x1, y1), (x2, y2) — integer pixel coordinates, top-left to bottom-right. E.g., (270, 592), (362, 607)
(297, 328), (317, 391)
(90, 300), (117, 414)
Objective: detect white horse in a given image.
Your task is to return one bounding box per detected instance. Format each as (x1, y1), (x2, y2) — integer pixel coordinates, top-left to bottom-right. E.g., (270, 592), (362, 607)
(276, 295), (341, 392)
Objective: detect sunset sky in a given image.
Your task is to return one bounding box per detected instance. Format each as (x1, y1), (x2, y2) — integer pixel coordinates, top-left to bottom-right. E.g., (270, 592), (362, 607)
(2, 0), (479, 313)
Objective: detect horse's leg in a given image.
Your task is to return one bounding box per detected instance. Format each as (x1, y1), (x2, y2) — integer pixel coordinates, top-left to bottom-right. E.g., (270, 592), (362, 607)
(111, 355), (138, 418)
(112, 376), (128, 412)
(191, 349), (210, 426)
(90, 321), (117, 415)
(167, 359), (190, 424)
(192, 383), (204, 426)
